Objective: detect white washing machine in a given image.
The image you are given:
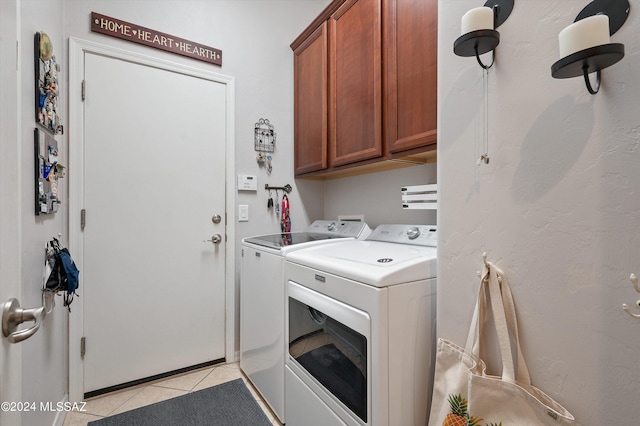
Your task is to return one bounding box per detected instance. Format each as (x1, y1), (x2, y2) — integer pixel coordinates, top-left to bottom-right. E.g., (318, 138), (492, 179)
(284, 224), (437, 426)
(240, 220), (371, 423)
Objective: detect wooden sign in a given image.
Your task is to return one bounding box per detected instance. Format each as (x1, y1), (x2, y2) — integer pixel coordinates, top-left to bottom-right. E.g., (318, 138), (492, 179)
(91, 12), (222, 66)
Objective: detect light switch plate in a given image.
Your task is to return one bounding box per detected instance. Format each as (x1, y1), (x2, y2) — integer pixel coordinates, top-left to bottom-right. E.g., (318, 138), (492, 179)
(239, 205), (249, 222)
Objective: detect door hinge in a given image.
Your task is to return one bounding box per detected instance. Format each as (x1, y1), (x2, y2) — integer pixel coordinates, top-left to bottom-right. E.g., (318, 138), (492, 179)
(80, 209), (86, 230)
(81, 80), (86, 101)
(80, 336), (86, 358)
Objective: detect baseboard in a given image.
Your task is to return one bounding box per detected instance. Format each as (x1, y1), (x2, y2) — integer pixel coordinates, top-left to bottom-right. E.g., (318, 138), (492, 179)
(52, 394), (68, 426)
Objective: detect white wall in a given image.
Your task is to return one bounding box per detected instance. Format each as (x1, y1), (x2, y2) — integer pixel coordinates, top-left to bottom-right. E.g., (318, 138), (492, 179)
(438, 1), (640, 424)
(322, 164), (437, 228)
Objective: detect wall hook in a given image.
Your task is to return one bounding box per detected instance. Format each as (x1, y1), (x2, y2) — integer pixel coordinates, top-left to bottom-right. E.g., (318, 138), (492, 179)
(477, 252), (490, 279)
(621, 273), (640, 319)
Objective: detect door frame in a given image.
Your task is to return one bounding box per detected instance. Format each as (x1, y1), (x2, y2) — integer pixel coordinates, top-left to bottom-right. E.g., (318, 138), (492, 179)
(68, 37), (236, 402)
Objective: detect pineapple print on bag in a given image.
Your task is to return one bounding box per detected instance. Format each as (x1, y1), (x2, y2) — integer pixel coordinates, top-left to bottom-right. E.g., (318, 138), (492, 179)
(442, 394), (502, 426)
(442, 394), (483, 426)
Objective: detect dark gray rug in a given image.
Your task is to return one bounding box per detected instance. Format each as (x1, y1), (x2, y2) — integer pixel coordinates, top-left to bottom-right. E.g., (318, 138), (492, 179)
(88, 379), (271, 426)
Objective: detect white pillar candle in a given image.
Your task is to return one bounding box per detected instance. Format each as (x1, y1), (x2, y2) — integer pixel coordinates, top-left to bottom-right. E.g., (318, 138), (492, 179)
(461, 6), (494, 35)
(558, 14), (610, 58)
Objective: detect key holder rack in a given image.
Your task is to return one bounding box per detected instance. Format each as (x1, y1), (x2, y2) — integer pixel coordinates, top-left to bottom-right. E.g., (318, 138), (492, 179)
(255, 118), (276, 174)
(551, 0), (629, 95)
(265, 184), (292, 193)
(622, 273), (640, 319)
(254, 118), (276, 153)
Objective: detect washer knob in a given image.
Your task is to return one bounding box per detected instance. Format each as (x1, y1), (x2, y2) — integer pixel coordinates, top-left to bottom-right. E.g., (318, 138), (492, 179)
(327, 222), (337, 232)
(407, 227), (420, 240)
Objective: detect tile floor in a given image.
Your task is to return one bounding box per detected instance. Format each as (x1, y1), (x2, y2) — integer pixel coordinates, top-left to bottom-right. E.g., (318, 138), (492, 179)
(63, 362), (283, 426)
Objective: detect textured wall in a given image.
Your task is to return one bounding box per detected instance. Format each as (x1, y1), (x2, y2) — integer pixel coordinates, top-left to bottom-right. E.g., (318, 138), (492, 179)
(438, 1), (640, 424)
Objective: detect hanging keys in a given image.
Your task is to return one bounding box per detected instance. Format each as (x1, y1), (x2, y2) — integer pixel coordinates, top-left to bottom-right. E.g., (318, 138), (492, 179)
(266, 155), (272, 174)
(267, 191), (274, 209)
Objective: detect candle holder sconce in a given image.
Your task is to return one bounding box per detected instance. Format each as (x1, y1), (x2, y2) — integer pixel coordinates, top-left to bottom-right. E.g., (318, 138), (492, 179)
(453, 0), (514, 69)
(551, 0), (629, 95)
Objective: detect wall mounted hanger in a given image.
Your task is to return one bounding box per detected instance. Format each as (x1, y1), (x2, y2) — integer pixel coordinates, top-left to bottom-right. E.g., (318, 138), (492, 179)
(622, 273), (640, 319)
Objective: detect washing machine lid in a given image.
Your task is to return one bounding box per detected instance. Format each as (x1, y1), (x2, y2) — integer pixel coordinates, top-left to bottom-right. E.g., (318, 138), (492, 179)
(243, 232), (344, 250)
(242, 220), (372, 252)
(286, 240), (437, 287)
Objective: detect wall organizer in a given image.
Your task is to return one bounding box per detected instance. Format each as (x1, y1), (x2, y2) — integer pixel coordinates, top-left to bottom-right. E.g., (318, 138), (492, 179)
(453, 0), (514, 69)
(264, 184), (292, 213)
(401, 184), (438, 210)
(35, 32), (63, 134)
(34, 128), (65, 215)
(551, 0), (629, 95)
(255, 118), (276, 174)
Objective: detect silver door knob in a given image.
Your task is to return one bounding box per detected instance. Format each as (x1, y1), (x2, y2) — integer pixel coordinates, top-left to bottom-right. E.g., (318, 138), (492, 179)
(203, 234), (222, 244)
(2, 298), (45, 344)
(211, 214), (222, 224)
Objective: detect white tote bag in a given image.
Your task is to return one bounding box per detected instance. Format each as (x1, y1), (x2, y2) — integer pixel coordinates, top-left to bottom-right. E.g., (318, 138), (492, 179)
(428, 262), (578, 426)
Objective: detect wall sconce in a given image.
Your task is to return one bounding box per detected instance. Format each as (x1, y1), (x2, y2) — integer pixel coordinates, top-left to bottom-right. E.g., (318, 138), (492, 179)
(453, 0), (514, 69)
(551, 0), (629, 95)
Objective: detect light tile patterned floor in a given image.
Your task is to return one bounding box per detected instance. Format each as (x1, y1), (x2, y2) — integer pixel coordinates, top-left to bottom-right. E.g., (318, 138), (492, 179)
(63, 362), (283, 426)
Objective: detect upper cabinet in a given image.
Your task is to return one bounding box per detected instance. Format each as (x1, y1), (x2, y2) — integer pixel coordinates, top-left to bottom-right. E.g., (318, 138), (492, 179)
(293, 23), (328, 175)
(385, 0), (437, 155)
(291, 0), (437, 178)
(329, 0), (382, 168)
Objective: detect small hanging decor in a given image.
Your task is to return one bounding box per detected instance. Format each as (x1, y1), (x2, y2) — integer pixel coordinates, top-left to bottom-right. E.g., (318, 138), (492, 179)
(255, 118), (276, 174)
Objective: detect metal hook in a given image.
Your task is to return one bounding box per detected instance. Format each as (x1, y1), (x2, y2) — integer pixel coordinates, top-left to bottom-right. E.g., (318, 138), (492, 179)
(631, 273), (640, 293)
(622, 273), (640, 319)
(477, 252), (490, 279)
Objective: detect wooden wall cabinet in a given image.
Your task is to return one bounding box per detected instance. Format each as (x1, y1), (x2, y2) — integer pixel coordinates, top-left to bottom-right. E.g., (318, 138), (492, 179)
(385, 0), (438, 156)
(293, 23), (328, 175)
(329, 0), (382, 168)
(291, 0), (437, 178)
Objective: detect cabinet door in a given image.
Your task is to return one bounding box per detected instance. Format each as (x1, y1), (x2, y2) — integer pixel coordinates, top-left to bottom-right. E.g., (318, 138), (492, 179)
(385, 0), (437, 154)
(329, 0), (382, 167)
(294, 23), (328, 175)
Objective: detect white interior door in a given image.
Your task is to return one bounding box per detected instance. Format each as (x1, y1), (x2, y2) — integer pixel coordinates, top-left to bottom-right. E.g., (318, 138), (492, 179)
(82, 52), (227, 393)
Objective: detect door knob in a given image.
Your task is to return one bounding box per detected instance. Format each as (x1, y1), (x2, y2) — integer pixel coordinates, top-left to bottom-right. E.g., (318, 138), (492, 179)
(2, 298), (45, 344)
(203, 234), (222, 244)
(211, 214), (222, 224)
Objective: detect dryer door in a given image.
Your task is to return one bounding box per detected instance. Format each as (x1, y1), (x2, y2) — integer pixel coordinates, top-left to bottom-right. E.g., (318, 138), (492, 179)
(287, 281), (370, 423)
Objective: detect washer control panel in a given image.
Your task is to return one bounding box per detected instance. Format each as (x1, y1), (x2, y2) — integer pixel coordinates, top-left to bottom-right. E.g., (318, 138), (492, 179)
(306, 220), (372, 238)
(367, 224), (437, 246)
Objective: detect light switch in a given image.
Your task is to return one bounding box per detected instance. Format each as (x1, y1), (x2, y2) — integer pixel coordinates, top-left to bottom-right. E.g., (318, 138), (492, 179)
(239, 205), (249, 222)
